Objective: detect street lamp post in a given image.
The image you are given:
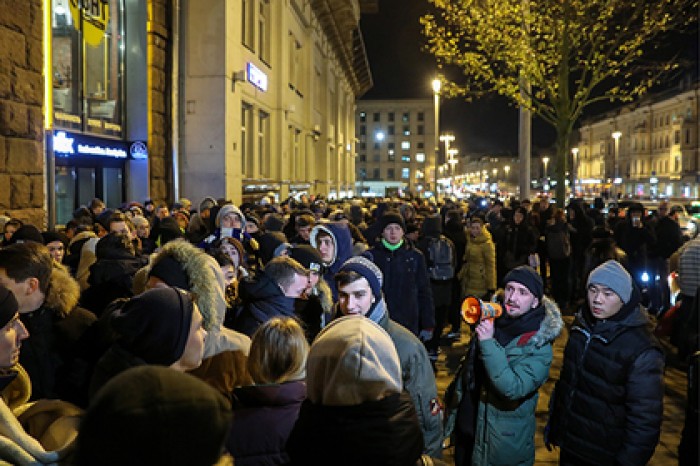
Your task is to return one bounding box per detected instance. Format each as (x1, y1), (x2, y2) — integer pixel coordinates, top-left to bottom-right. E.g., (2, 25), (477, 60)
(571, 147), (579, 198)
(542, 156), (550, 192)
(432, 78), (441, 198)
(612, 131), (621, 200)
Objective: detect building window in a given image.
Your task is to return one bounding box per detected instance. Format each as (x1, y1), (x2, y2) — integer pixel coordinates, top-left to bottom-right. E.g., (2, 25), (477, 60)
(402, 112), (410, 122)
(241, 102), (253, 175)
(373, 112), (380, 122)
(359, 125), (366, 135)
(372, 168), (380, 179)
(401, 155), (411, 162)
(417, 142), (424, 149)
(403, 126), (410, 136)
(388, 125), (395, 135)
(388, 112), (395, 122)
(51, 0), (125, 137)
(258, 110), (269, 177)
(686, 129), (691, 144)
(416, 153), (425, 162)
(387, 168), (395, 179)
(401, 141), (410, 150)
(359, 112), (366, 122)
(373, 142), (380, 150)
(373, 154), (380, 162)
(242, 0), (254, 47)
(402, 168), (410, 179)
(288, 33), (303, 93)
(388, 152), (395, 161)
(417, 125), (424, 135)
(388, 142), (395, 150)
(417, 112), (424, 121)
(359, 154), (366, 162)
(675, 130), (680, 145)
(259, 0), (271, 62)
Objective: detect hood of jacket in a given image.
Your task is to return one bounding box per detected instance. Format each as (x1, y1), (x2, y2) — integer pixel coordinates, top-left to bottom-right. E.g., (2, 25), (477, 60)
(310, 222), (353, 272)
(215, 204), (246, 230)
(68, 230), (97, 248)
(44, 263), (81, 317)
(469, 225), (492, 245)
(529, 297), (564, 348)
(143, 240), (250, 358)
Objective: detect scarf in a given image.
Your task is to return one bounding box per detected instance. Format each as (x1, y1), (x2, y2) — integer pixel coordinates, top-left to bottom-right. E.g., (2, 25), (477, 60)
(381, 238), (404, 251)
(494, 305), (545, 347)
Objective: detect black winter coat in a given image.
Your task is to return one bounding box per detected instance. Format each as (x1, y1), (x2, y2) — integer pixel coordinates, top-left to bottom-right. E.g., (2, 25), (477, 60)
(367, 241), (435, 334)
(548, 288), (664, 466)
(287, 392), (424, 466)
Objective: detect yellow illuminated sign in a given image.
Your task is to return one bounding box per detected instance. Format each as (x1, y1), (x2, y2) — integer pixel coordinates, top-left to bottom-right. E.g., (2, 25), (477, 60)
(69, 0), (110, 47)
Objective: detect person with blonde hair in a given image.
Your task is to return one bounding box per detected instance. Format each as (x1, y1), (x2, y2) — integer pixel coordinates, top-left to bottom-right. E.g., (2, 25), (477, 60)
(226, 317), (308, 465)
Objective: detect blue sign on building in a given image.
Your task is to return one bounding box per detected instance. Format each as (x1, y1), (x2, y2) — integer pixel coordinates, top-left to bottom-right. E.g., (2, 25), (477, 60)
(53, 130), (147, 160)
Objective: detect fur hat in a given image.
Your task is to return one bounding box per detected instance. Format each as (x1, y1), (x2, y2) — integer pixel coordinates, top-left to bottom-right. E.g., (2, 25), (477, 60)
(587, 260), (632, 304)
(337, 256), (383, 303)
(306, 316), (402, 406)
(504, 265), (544, 300)
(378, 210), (406, 232)
(110, 287), (194, 366)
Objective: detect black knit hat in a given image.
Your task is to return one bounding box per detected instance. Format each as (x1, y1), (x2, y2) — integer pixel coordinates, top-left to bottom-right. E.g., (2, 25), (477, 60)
(110, 287), (194, 366)
(157, 217), (184, 246)
(41, 230), (68, 247)
(263, 214), (285, 232)
(290, 245), (324, 273)
(503, 265), (544, 300)
(379, 210), (406, 232)
(149, 255), (190, 290)
(0, 285), (18, 329)
(9, 225), (44, 245)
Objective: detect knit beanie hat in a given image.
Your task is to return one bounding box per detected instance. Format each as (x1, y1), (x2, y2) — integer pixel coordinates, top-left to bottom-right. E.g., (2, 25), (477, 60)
(9, 225), (44, 245)
(198, 196), (217, 214)
(75, 366), (231, 466)
(306, 316), (402, 406)
(378, 210), (406, 232)
(157, 217), (184, 245)
(504, 265), (544, 300)
(587, 260), (632, 304)
(110, 287), (194, 365)
(258, 232), (291, 265)
(42, 230), (68, 247)
(290, 245), (324, 273)
(149, 254), (190, 291)
(337, 256), (383, 303)
(263, 214), (285, 232)
(0, 285), (18, 329)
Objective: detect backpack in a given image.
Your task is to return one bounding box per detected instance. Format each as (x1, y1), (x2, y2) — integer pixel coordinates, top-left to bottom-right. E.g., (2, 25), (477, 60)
(546, 228), (571, 260)
(427, 236), (455, 280)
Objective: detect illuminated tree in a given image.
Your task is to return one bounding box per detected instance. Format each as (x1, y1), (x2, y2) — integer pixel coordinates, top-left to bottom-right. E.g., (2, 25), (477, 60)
(422, 0), (698, 204)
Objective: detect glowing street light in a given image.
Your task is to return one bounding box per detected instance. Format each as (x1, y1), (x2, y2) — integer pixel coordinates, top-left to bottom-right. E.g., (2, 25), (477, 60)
(612, 131), (622, 200)
(432, 78), (442, 196)
(571, 147), (579, 197)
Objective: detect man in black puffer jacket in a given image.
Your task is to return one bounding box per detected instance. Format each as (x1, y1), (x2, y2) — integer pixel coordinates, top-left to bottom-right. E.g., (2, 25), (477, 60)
(546, 260), (664, 466)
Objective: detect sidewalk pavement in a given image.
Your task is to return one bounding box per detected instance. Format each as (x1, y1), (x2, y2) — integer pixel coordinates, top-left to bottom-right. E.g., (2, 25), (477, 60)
(434, 315), (689, 465)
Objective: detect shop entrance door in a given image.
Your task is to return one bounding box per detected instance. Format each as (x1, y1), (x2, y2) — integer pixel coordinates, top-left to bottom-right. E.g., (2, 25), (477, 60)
(55, 158), (125, 225)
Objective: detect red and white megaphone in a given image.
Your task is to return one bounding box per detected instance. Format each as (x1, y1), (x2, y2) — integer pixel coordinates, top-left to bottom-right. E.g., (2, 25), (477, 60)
(461, 296), (503, 325)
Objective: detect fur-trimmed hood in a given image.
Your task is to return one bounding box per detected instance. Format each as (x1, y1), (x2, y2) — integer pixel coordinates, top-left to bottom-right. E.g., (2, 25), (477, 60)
(45, 263), (81, 318)
(67, 230), (97, 248)
(142, 240), (250, 359)
(530, 296), (564, 348)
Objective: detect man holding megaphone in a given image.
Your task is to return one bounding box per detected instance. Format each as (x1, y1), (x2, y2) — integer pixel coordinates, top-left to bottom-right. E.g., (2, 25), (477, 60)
(446, 265), (564, 466)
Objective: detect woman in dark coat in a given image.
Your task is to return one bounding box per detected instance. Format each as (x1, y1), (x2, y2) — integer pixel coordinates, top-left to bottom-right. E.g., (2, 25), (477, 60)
(226, 317), (308, 465)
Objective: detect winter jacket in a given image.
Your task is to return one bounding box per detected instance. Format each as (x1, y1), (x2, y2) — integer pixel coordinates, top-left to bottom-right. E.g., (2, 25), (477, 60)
(498, 221), (537, 272)
(458, 227), (496, 299)
(19, 263), (96, 404)
(471, 298), (563, 466)
(614, 218), (656, 273)
(287, 392), (424, 466)
(377, 310), (443, 458)
(80, 251), (147, 317)
(234, 272), (297, 337)
(368, 241), (435, 334)
(0, 365), (80, 465)
(653, 215), (683, 259)
(547, 288), (665, 466)
(309, 222), (354, 301)
(226, 381), (306, 465)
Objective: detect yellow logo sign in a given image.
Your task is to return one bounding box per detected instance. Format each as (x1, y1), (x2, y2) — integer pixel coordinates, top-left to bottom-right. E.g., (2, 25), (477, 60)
(68, 0), (110, 47)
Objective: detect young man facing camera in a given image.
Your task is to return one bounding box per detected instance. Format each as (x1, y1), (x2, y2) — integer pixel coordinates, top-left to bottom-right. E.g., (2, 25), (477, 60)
(547, 260), (664, 466)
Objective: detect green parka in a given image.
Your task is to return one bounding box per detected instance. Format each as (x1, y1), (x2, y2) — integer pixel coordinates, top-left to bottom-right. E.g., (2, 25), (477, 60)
(472, 297), (563, 465)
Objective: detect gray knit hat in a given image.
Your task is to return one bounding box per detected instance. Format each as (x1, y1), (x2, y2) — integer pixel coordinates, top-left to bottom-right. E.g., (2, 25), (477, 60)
(587, 260), (632, 304)
(338, 256), (383, 302)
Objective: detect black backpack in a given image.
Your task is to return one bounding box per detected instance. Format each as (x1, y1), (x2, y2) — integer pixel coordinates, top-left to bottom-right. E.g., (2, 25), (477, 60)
(426, 236), (455, 281)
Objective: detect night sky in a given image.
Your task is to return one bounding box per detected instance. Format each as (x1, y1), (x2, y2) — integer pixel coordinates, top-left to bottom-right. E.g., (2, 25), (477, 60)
(359, 0), (698, 156)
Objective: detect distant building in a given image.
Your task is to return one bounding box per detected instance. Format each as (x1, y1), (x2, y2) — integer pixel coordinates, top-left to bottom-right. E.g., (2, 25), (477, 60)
(355, 99), (436, 197)
(576, 81), (700, 199)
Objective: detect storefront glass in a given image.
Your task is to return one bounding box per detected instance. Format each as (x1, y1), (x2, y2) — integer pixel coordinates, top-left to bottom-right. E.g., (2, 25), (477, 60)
(52, 0), (124, 138)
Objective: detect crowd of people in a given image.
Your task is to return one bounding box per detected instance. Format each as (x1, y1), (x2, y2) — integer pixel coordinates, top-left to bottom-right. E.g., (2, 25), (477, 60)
(0, 191), (695, 465)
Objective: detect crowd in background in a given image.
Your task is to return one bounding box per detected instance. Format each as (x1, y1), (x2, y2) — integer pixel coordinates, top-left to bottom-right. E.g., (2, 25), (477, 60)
(0, 190), (696, 465)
